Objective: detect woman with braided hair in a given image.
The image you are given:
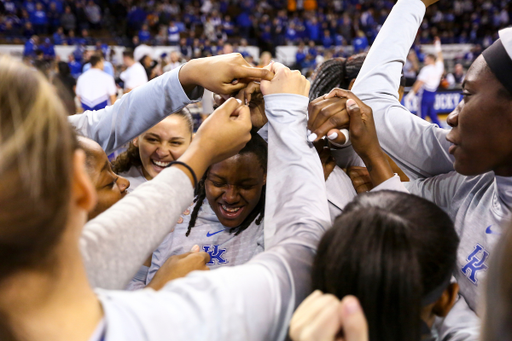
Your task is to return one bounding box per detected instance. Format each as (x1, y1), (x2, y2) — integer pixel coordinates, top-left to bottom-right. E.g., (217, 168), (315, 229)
(309, 53), (367, 100)
(125, 129), (268, 289)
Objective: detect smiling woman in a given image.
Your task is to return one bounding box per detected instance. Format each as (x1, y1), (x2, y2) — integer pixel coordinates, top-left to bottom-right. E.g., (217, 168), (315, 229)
(112, 109), (194, 190)
(135, 130), (268, 288)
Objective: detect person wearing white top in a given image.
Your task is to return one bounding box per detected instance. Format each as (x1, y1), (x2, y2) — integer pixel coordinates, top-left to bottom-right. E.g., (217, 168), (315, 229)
(406, 37), (444, 126)
(120, 49), (148, 93)
(76, 54), (117, 111)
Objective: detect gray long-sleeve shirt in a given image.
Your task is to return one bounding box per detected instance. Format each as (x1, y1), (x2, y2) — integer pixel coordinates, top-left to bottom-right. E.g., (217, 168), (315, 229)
(352, 0), (512, 339)
(95, 93), (331, 340)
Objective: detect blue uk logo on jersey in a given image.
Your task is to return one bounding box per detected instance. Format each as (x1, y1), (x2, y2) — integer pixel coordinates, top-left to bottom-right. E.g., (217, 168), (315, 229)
(203, 245), (228, 265)
(461, 244), (489, 285)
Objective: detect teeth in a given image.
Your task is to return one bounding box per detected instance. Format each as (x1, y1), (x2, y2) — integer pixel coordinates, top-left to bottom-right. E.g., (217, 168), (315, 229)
(152, 160), (171, 167)
(222, 205), (241, 213)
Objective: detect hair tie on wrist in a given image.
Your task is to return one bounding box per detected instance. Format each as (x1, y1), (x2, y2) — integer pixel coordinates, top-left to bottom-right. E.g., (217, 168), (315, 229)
(167, 161), (198, 188)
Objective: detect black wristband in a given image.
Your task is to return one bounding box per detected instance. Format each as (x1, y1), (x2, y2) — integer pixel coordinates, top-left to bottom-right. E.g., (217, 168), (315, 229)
(167, 161), (198, 189)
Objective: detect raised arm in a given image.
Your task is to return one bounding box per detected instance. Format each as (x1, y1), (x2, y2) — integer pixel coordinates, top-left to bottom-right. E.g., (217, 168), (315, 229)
(350, 0), (454, 179)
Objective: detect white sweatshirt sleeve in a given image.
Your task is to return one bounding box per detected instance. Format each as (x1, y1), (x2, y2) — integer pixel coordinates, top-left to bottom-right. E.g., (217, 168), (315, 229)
(80, 167), (194, 290)
(351, 0), (455, 180)
(100, 93), (330, 341)
(68, 67), (203, 154)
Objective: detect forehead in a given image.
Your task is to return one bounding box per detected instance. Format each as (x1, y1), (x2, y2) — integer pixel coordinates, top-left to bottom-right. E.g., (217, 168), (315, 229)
(209, 153), (264, 179)
(145, 115), (190, 137)
(465, 55), (497, 86)
(79, 138), (109, 177)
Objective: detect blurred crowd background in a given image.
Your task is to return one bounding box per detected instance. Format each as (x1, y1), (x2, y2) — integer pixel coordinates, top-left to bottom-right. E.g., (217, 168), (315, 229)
(1, 0), (509, 123)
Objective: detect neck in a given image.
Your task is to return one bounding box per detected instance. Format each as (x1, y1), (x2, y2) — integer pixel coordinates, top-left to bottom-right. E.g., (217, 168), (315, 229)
(494, 166), (512, 177)
(0, 234), (102, 341)
(125, 59), (135, 67)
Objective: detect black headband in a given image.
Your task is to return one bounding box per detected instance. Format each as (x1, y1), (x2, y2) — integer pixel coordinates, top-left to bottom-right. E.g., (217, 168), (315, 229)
(482, 38), (512, 95)
(421, 274), (452, 307)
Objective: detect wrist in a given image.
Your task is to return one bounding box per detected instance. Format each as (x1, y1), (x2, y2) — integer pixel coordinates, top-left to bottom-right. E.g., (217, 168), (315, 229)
(175, 142), (212, 186)
(179, 60), (200, 94)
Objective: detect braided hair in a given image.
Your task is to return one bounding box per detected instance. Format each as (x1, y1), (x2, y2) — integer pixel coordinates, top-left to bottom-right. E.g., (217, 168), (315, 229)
(309, 53), (368, 100)
(186, 129), (267, 237)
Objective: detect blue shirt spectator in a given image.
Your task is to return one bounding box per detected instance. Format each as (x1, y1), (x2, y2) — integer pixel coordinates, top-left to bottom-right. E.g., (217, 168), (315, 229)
(68, 61), (82, 78)
(39, 38), (56, 58)
(30, 4), (48, 26)
(322, 30), (333, 48)
(53, 29), (65, 44)
(352, 31), (369, 53)
(138, 25), (151, 43)
(305, 18), (320, 42)
(23, 36), (39, 57)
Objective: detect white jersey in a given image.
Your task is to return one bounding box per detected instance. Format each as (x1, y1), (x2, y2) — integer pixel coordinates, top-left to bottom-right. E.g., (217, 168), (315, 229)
(417, 60), (444, 92)
(76, 68), (117, 108)
(144, 199), (264, 283)
(120, 62), (148, 90)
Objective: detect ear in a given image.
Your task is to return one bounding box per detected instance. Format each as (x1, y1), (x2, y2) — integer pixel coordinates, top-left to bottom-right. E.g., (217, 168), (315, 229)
(432, 283), (459, 317)
(348, 78), (356, 90)
(72, 150), (97, 212)
(132, 136), (139, 147)
(262, 173), (267, 186)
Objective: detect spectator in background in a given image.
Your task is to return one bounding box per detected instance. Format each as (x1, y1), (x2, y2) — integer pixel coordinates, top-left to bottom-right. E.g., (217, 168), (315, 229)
(30, 2), (47, 35)
(120, 49), (148, 93)
(161, 53), (181, 72)
(60, 6), (76, 34)
(446, 63), (466, 88)
(138, 24), (151, 44)
(53, 26), (65, 44)
(23, 35), (39, 57)
(84, 0), (101, 30)
(76, 53), (116, 111)
(47, 2), (60, 33)
(353, 30), (369, 53)
(168, 20), (181, 45)
(23, 22), (35, 39)
(295, 41), (307, 69)
(322, 29), (333, 49)
(258, 51), (272, 67)
(68, 53), (82, 78)
(179, 37), (191, 59)
(306, 17), (320, 43)
(39, 38), (56, 60)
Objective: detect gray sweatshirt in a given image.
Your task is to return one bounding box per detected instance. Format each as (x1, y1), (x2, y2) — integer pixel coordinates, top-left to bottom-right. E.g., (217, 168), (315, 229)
(95, 93), (331, 340)
(352, 0), (512, 339)
(70, 67), (203, 289)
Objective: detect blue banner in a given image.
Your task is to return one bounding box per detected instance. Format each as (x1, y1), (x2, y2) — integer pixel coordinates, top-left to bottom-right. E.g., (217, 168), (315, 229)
(401, 90), (462, 114)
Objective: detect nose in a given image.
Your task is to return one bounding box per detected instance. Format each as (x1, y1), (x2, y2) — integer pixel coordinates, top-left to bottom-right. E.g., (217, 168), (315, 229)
(222, 185), (240, 204)
(118, 176), (130, 193)
(155, 146), (171, 159)
(446, 102), (461, 128)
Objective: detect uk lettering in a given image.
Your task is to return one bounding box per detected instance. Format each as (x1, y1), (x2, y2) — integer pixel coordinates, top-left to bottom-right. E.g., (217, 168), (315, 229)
(202, 245), (228, 265)
(461, 244), (489, 285)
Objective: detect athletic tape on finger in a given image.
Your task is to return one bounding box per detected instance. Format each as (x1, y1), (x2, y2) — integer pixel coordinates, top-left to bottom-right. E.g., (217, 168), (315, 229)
(329, 129), (351, 148)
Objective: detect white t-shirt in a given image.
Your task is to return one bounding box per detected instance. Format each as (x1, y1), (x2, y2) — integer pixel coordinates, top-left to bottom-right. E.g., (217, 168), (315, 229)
(76, 68), (117, 108)
(120, 62), (148, 90)
(417, 60), (444, 92)
(119, 166), (147, 192)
